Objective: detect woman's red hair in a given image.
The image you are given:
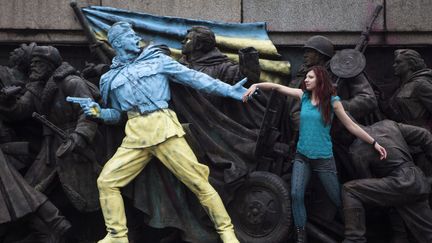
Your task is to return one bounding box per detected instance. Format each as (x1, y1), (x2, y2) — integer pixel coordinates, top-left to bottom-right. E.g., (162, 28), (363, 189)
(301, 66), (337, 125)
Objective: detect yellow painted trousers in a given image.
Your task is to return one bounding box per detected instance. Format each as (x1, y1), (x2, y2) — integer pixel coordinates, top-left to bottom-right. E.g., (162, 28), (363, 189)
(97, 135), (239, 243)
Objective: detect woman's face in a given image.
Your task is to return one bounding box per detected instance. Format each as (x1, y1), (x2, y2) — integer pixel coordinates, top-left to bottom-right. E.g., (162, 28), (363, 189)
(304, 70), (317, 91)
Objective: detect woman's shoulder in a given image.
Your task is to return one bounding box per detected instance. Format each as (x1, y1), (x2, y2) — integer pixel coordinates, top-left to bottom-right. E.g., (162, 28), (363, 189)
(331, 95), (341, 104)
(302, 91), (310, 99)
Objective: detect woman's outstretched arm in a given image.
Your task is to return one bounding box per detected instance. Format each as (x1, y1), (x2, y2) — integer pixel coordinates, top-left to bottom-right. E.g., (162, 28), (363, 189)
(333, 100), (387, 160)
(242, 83), (303, 102)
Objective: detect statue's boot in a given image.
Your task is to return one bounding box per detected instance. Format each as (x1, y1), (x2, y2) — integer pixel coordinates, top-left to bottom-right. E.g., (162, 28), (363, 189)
(16, 201), (71, 243)
(98, 235), (129, 243)
(200, 192), (239, 243)
(342, 207), (367, 243)
(98, 195), (129, 243)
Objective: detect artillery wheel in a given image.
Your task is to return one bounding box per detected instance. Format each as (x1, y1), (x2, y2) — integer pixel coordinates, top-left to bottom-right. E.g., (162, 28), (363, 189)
(228, 171), (292, 243)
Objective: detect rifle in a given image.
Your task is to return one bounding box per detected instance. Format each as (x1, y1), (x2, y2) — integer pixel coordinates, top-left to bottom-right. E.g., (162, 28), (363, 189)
(32, 112), (68, 140)
(70, 1), (111, 64)
(355, 5), (384, 53)
(33, 111), (74, 156)
(32, 112), (75, 159)
(32, 112), (101, 173)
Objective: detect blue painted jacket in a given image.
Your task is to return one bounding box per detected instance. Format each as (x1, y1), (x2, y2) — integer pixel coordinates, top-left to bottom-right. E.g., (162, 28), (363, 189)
(99, 45), (245, 124)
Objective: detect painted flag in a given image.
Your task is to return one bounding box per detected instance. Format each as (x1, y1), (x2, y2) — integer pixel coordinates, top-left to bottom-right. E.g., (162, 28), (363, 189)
(82, 6), (290, 83)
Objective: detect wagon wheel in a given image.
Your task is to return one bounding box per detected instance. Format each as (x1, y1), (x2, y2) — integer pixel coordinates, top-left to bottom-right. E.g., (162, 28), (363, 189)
(228, 171), (292, 243)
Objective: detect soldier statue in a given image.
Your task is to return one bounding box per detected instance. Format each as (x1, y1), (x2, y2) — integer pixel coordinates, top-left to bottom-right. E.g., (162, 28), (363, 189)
(344, 119), (432, 243)
(292, 36), (378, 183)
(79, 21), (247, 243)
(178, 25), (263, 129)
(0, 43), (36, 89)
(379, 49), (432, 131)
(0, 117), (71, 243)
(0, 45), (101, 241)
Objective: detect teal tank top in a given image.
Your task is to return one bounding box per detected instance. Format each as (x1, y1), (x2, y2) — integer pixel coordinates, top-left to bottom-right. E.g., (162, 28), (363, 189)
(297, 92), (341, 159)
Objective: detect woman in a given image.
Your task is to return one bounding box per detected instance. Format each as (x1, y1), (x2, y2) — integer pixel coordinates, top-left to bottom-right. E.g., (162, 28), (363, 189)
(243, 66), (387, 243)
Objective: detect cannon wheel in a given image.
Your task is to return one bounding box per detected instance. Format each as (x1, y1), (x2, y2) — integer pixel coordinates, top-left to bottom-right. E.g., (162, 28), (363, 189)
(228, 171), (292, 243)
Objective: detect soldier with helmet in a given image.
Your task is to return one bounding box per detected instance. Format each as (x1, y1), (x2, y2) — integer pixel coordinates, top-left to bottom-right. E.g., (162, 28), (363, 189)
(292, 35), (377, 123)
(290, 35), (377, 179)
(0, 45), (101, 242)
(283, 36), (378, 242)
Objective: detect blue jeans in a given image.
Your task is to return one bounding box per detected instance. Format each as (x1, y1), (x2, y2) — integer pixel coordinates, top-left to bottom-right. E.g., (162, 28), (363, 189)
(291, 153), (342, 227)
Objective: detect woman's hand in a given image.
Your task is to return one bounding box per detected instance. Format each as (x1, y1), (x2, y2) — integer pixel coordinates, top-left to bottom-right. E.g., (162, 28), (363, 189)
(242, 84), (258, 102)
(374, 142), (387, 160)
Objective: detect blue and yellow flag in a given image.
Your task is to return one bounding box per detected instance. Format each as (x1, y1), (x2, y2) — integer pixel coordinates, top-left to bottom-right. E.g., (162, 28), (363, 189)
(82, 6), (290, 83)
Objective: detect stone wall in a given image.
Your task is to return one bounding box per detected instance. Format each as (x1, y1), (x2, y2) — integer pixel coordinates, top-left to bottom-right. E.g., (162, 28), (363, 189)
(0, 0), (430, 46)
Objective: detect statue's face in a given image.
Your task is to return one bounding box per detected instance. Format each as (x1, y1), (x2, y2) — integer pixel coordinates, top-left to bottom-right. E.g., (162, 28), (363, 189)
(29, 56), (53, 81)
(9, 48), (25, 67)
(393, 55), (411, 77)
(303, 48), (322, 67)
(181, 31), (196, 55)
(117, 29), (142, 54)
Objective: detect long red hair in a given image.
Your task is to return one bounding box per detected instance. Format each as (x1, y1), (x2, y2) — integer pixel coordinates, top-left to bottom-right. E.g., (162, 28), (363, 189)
(301, 66), (337, 125)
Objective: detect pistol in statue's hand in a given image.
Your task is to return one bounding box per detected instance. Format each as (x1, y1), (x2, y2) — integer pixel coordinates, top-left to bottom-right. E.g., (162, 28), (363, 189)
(66, 96), (101, 118)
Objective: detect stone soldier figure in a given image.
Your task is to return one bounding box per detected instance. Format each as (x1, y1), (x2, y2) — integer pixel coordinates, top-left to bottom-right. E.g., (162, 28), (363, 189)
(379, 49), (432, 131)
(0, 43), (42, 162)
(80, 21), (246, 243)
(0, 120), (70, 243)
(293, 36), (377, 181)
(0, 46), (101, 216)
(178, 25), (263, 129)
(343, 119), (432, 243)
(292, 35), (377, 127)
(0, 43), (36, 89)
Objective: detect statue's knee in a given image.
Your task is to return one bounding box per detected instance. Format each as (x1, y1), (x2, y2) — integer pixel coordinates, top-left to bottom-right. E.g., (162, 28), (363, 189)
(97, 174), (109, 190)
(342, 181), (358, 192)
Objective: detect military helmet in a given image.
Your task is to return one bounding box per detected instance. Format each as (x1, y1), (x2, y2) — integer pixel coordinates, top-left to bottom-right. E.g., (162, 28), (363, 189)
(304, 35), (334, 58)
(108, 21), (133, 44)
(32, 46), (62, 67)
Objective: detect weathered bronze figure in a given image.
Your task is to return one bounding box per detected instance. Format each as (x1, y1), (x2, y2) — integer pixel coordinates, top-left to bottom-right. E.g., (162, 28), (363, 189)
(0, 120), (70, 243)
(344, 119), (432, 243)
(0, 43), (36, 89)
(79, 21), (247, 243)
(178, 25), (263, 128)
(0, 46), (101, 242)
(379, 49), (432, 131)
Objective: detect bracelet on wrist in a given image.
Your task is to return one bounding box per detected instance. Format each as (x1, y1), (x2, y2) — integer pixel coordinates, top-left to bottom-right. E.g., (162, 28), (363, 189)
(254, 86), (260, 94)
(371, 140), (377, 146)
